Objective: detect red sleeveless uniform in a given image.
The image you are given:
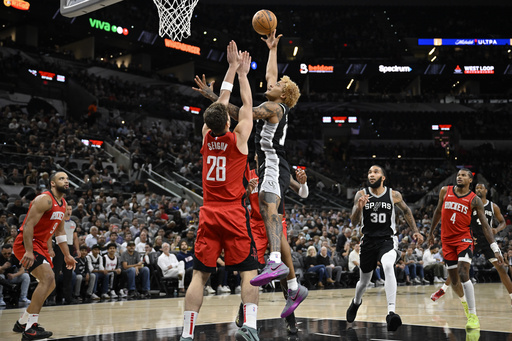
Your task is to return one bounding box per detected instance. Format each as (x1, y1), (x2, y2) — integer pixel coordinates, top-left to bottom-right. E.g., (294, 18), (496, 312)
(195, 131), (258, 270)
(14, 191), (67, 268)
(440, 186), (476, 262)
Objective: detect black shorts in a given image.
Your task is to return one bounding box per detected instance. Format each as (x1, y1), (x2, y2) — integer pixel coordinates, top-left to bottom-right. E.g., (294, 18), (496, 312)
(27, 250), (51, 273)
(473, 237), (496, 261)
(360, 236), (399, 273)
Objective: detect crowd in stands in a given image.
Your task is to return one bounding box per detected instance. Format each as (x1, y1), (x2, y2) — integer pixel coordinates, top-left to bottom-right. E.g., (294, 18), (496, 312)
(1, 163), (512, 306)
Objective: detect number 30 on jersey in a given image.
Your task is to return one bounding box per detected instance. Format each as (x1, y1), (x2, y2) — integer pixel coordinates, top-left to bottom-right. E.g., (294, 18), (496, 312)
(206, 156), (226, 181)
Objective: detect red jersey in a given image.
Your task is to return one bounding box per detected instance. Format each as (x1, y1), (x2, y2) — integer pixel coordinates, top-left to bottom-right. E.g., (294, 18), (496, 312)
(247, 169), (263, 222)
(19, 191), (67, 244)
(201, 131), (247, 203)
(441, 186), (476, 244)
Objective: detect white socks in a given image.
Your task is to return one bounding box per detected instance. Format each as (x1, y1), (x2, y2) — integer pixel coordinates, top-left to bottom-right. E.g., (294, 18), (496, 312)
(26, 314), (39, 331)
(269, 252), (281, 263)
(244, 304), (258, 329)
(441, 284), (449, 292)
(19, 310), (30, 324)
(182, 311), (198, 338)
(462, 280), (476, 315)
(287, 278), (298, 291)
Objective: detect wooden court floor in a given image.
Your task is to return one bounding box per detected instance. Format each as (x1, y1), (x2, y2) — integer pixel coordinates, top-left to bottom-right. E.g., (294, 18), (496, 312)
(0, 283), (511, 340)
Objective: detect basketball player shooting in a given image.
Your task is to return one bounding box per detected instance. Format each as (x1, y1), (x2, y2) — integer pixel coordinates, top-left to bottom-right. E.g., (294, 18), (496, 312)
(427, 169), (504, 329)
(193, 30), (301, 287)
(12, 171), (76, 341)
(181, 42), (260, 341)
(346, 165), (423, 332)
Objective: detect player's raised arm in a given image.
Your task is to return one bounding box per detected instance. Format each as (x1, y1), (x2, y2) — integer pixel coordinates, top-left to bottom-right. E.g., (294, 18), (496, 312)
(20, 194), (52, 269)
(234, 51), (253, 153)
(218, 40), (240, 106)
(262, 29), (282, 86)
(351, 190), (368, 225)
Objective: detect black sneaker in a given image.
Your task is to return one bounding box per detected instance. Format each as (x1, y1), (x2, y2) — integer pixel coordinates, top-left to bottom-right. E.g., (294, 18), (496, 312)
(13, 321), (48, 333)
(22, 324), (53, 340)
(235, 302), (244, 328)
(386, 312), (402, 331)
(346, 299), (362, 323)
(285, 312), (298, 334)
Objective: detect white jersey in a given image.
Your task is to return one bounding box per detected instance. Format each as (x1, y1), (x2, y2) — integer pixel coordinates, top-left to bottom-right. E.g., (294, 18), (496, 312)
(103, 254), (119, 271)
(63, 219), (76, 246)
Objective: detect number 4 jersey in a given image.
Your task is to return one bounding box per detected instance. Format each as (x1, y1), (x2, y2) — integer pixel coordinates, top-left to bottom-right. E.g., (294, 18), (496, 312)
(361, 187), (397, 237)
(201, 131), (247, 203)
(441, 186), (476, 244)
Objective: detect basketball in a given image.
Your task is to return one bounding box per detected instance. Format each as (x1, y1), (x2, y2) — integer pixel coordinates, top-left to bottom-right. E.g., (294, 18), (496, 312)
(252, 9), (277, 36)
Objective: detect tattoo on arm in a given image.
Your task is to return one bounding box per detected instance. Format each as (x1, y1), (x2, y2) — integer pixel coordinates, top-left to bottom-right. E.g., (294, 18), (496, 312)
(253, 103), (283, 121)
(227, 103), (240, 121)
(350, 191), (363, 224)
(393, 191), (418, 233)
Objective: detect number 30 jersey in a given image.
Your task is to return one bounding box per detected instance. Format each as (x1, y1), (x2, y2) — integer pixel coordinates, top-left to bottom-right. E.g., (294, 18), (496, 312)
(361, 187), (396, 237)
(441, 186), (476, 244)
(201, 131), (247, 204)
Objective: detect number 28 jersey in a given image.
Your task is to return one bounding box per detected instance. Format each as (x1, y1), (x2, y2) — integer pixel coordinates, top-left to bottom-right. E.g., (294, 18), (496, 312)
(441, 186), (476, 244)
(361, 187), (396, 238)
(200, 131), (247, 204)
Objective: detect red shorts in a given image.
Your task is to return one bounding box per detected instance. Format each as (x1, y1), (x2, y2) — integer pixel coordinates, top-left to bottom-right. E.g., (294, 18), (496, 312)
(442, 239), (473, 264)
(195, 203), (258, 272)
(13, 233), (53, 270)
(251, 217), (289, 265)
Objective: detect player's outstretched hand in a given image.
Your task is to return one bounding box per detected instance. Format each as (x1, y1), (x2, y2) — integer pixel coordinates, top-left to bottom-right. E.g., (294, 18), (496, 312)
(237, 51), (251, 76)
(262, 29), (282, 49)
(192, 74), (216, 101)
(226, 40), (240, 67)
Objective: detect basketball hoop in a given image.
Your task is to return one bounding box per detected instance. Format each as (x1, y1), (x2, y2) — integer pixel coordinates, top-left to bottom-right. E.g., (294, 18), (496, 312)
(153, 0), (199, 42)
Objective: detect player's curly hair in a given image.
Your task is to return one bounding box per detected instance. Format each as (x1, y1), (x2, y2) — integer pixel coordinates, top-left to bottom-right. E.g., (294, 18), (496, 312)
(204, 102), (228, 135)
(280, 75), (301, 108)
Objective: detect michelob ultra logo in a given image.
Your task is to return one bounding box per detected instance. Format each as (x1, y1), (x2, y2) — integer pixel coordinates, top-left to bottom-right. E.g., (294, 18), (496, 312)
(89, 18), (129, 36)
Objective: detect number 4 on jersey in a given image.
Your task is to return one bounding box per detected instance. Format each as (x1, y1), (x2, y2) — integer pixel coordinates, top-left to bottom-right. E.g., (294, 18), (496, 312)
(450, 212), (456, 224)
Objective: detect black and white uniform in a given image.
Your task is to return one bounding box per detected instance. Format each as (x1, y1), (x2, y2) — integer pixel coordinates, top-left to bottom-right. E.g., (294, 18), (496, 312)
(470, 200), (496, 261)
(359, 187), (399, 273)
(255, 103), (291, 210)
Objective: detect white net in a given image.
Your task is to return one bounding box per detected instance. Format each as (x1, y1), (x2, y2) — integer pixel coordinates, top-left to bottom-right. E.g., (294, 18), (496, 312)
(153, 0), (199, 42)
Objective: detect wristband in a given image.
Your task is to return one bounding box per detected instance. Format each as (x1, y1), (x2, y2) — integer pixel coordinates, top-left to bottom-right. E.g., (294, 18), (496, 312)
(56, 235), (68, 244)
(490, 242), (500, 254)
(221, 81), (233, 92)
(298, 182), (309, 198)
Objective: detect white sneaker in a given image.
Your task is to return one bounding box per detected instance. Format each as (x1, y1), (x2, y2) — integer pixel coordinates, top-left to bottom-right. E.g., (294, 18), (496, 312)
(222, 285), (231, 293)
(216, 286), (224, 295)
(434, 277), (444, 283)
(0, 298), (5, 306)
(110, 290), (118, 299)
(413, 278), (421, 284)
(19, 297), (31, 304)
(235, 285), (241, 294)
(101, 293), (110, 299)
(91, 293), (101, 300)
(377, 279), (385, 286)
(205, 285), (215, 295)
(119, 289), (127, 298)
